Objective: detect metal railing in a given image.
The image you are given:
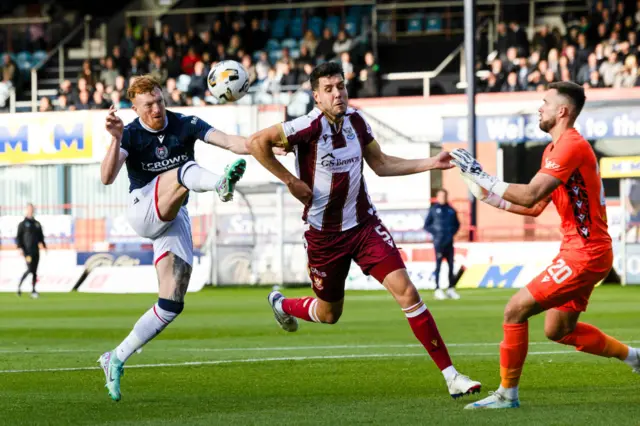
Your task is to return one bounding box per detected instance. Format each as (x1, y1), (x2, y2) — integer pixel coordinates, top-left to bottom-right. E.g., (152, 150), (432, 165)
(27, 16), (93, 112)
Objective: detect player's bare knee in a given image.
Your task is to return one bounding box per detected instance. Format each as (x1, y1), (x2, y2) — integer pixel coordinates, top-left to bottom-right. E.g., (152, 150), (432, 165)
(321, 310), (342, 324)
(503, 300), (527, 324)
(545, 323), (571, 341)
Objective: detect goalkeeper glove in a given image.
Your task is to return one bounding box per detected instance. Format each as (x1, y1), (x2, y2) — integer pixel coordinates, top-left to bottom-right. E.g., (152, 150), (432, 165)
(449, 148), (509, 198)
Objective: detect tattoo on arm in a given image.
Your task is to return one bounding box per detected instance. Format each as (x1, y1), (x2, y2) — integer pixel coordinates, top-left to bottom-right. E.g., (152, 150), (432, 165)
(170, 256), (192, 302)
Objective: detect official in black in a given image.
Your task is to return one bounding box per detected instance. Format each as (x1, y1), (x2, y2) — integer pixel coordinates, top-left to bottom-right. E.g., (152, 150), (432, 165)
(16, 203), (47, 298)
(424, 189), (461, 300)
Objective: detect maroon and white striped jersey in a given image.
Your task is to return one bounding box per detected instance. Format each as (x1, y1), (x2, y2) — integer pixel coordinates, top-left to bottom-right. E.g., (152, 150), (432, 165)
(279, 106), (377, 232)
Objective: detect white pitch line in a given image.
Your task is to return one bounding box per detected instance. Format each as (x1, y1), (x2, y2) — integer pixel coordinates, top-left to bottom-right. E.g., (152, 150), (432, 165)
(1, 340), (639, 355)
(0, 350), (578, 374)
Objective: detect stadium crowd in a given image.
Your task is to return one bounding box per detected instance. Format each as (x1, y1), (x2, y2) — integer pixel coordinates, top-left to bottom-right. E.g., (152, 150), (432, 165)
(480, 1), (640, 92)
(34, 18), (381, 112)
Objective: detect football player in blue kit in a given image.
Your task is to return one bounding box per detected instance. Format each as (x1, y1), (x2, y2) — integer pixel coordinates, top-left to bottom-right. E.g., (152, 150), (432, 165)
(97, 75), (249, 401)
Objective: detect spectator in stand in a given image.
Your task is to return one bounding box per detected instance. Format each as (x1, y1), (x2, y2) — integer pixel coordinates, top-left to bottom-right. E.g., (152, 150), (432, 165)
(496, 22), (513, 57)
(212, 19), (228, 46)
(509, 21), (529, 56)
(58, 79), (73, 97)
(537, 59), (549, 77)
(576, 33), (590, 66)
(100, 57), (119, 88)
(594, 43), (605, 64)
(187, 61), (208, 99)
(109, 90), (124, 109)
(76, 77), (90, 103)
(199, 31), (216, 59)
(526, 70), (542, 90)
(38, 96), (53, 112)
(484, 72), (500, 92)
(1, 54), (18, 88)
(120, 26), (136, 59)
(241, 54), (257, 87)
(149, 55), (168, 85)
(262, 67), (280, 94)
(163, 77), (176, 99)
(560, 66), (572, 82)
(215, 43), (227, 62)
(503, 47), (519, 74)
(586, 70), (604, 88)
(279, 63), (297, 88)
(227, 34), (242, 59)
(255, 51), (270, 82)
(358, 51), (381, 98)
(547, 48), (560, 76)
(55, 94), (70, 111)
(245, 18), (266, 53)
(599, 51), (623, 86)
(75, 90), (91, 110)
(277, 47), (295, 68)
(502, 71), (520, 92)
(301, 30), (318, 57)
(544, 69), (556, 85)
(128, 56), (144, 78)
(186, 28), (203, 54)
(528, 50), (540, 71)
(517, 57), (529, 88)
(297, 45), (314, 71)
(78, 60), (97, 89)
(111, 45), (128, 76)
(533, 25), (555, 58)
(614, 55), (638, 88)
(316, 28), (335, 61)
(490, 58), (505, 87)
(181, 47), (200, 75)
(340, 51), (356, 93)
(0, 72), (14, 111)
(141, 27), (157, 53)
(298, 62), (313, 88)
(92, 90), (109, 109)
(164, 46), (182, 79)
(167, 88), (186, 107)
(333, 30), (352, 57)
(159, 23), (174, 52)
(114, 75), (126, 98)
(577, 53), (599, 85)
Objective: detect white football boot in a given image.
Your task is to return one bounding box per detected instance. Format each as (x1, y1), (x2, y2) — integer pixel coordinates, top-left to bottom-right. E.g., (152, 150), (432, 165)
(464, 389), (520, 409)
(447, 373), (481, 399)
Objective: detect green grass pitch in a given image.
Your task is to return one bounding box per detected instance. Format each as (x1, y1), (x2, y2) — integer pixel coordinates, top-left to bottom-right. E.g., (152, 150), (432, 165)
(1, 286), (639, 425)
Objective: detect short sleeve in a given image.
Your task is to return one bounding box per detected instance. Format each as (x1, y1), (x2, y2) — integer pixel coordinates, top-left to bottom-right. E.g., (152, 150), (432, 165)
(350, 110), (375, 146)
(186, 115), (215, 141)
(119, 128), (131, 157)
(278, 113), (322, 150)
(539, 138), (583, 184)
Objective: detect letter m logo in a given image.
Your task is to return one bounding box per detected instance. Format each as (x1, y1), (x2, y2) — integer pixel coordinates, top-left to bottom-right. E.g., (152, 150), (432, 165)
(0, 125), (28, 152)
(478, 265), (523, 288)
(54, 123), (84, 150)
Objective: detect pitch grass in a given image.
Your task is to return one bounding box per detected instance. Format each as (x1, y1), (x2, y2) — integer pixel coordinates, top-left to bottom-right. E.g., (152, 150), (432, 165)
(0, 287), (639, 425)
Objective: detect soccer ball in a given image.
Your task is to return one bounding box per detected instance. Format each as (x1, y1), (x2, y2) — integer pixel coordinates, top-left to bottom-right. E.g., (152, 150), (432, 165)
(207, 60), (250, 103)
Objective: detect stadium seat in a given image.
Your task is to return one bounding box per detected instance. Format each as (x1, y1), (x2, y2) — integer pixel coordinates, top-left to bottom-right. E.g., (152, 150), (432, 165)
(268, 49), (283, 63)
(425, 14), (443, 32)
(345, 16), (359, 36)
(32, 50), (47, 64)
(177, 74), (191, 92)
(348, 5), (363, 18)
(16, 51), (32, 64)
(378, 20), (392, 37)
(289, 17), (303, 38)
(266, 39), (281, 51)
(325, 16), (341, 36)
(281, 38), (298, 50)
(276, 9), (292, 20)
(290, 49), (300, 59)
(309, 16), (324, 37)
(407, 14), (424, 33)
(270, 19), (287, 39)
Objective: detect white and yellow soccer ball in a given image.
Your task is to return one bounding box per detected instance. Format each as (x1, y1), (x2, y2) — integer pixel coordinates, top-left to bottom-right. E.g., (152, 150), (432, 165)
(207, 60), (250, 102)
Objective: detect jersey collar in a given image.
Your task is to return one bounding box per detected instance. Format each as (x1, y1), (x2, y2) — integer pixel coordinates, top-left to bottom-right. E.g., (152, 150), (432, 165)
(139, 115), (168, 133)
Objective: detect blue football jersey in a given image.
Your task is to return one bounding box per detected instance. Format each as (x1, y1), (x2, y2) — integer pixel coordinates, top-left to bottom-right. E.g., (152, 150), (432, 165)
(120, 110), (214, 192)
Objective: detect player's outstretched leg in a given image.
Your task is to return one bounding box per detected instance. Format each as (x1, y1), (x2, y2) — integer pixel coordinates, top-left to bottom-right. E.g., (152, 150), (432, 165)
(544, 310), (640, 374)
(176, 158), (246, 201)
(465, 288), (538, 410)
(268, 291), (300, 332)
(98, 253), (190, 402)
(381, 269), (481, 398)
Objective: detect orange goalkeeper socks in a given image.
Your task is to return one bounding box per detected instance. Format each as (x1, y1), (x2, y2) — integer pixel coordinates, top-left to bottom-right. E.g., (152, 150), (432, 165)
(500, 322), (529, 389)
(556, 322), (629, 360)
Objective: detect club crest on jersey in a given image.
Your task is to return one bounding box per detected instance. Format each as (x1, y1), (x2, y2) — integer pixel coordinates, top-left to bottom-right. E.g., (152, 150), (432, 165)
(156, 145), (169, 160)
(344, 126), (356, 140)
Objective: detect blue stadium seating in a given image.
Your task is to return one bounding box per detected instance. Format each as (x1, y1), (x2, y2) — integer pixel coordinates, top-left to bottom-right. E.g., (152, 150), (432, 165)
(425, 14), (443, 32)
(377, 20), (392, 37)
(270, 19), (287, 39)
(309, 16), (324, 37)
(407, 14), (424, 33)
(266, 39), (281, 51)
(32, 50), (47, 64)
(325, 16), (341, 36)
(345, 16), (359, 36)
(281, 38), (298, 50)
(289, 17), (303, 38)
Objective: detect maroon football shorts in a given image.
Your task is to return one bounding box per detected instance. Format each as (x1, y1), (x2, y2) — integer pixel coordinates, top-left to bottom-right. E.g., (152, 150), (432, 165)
(303, 216), (406, 302)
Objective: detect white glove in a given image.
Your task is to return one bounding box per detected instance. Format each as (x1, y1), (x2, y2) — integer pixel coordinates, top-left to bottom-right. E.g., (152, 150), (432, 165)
(460, 171), (511, 210)
(450, 148), (509, 197)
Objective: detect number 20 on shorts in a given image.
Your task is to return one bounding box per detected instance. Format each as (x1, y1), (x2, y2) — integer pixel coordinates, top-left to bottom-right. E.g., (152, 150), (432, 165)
(546, 258), (573, 284)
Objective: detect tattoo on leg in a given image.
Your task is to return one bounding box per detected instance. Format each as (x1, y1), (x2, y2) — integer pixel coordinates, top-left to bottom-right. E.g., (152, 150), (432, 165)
(170, 256), (192, 302)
